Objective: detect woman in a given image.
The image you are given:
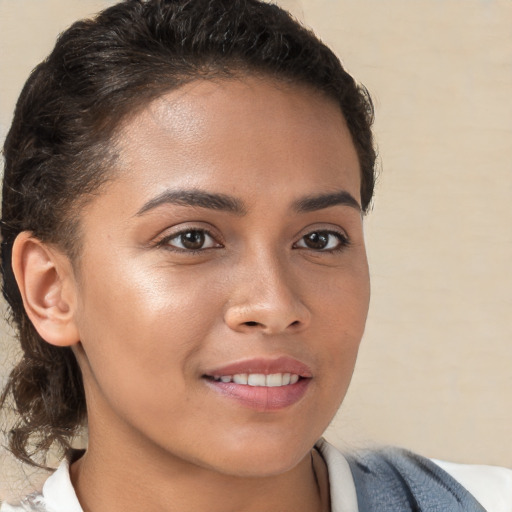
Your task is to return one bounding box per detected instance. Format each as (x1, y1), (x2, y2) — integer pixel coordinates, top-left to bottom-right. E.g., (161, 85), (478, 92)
(0, 1), (510, 511)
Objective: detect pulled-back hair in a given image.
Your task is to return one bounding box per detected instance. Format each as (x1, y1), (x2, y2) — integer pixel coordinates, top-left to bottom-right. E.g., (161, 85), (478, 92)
(1, 0), (376, 467)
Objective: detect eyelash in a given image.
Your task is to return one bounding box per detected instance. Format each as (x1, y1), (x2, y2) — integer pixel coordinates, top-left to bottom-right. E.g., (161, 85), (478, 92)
(157, 228), (350, 253)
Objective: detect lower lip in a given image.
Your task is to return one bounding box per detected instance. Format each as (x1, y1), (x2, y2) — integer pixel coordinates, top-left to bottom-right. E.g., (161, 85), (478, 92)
(205, 378), (310, 412)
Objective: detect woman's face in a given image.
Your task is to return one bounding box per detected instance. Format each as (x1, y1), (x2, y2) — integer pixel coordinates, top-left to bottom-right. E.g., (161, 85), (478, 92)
(72, 76), (370, 476)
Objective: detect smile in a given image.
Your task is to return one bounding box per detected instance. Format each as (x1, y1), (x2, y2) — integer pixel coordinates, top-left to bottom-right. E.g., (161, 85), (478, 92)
(203, 357), (312, 411)
(211, 373), (301, 387)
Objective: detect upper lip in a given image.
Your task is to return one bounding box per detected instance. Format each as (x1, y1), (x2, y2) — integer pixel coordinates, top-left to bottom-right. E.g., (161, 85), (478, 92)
(204, 356), (313, 378)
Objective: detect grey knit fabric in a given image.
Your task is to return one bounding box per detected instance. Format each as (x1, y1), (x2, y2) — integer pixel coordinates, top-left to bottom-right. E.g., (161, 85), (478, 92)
(347, 448), (487, 512)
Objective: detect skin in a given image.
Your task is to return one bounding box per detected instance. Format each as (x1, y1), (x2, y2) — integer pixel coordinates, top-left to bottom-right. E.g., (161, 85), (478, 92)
(15, 76), (370, 512)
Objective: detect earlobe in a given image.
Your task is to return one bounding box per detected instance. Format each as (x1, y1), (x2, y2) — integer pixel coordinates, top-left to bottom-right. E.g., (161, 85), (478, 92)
(12, 232), (80, 347)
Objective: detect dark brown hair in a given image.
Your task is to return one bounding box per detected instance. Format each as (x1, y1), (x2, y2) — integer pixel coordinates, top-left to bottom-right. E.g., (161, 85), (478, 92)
(0, 0), (376, 467)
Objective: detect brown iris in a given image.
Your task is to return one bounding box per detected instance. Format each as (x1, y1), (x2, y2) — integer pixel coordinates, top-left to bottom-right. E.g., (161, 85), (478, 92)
(180, 230), (206, 250)
(302, 232), (330, 250)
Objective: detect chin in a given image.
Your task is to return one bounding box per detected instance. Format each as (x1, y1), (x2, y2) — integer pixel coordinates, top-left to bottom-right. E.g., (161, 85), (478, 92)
(212, 453), (309, 479)
(195, 430), (318, 478)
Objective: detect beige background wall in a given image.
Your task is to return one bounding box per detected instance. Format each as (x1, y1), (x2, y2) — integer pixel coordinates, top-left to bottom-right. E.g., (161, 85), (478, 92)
(1, 0), (511, 495)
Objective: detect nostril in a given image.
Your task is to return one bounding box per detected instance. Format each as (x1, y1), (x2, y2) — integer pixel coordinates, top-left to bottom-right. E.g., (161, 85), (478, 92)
(244, 321), (259, 327)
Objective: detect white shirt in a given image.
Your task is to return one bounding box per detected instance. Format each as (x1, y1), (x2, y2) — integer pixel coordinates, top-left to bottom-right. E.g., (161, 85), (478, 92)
(2, 441), (511, 512)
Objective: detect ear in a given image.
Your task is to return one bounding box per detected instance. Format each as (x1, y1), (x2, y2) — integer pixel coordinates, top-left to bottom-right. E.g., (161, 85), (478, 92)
(11, 232), (80, 347)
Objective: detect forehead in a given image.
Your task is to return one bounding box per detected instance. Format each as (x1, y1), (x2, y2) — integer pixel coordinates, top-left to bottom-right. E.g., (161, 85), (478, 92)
(108, 76), (361, 209)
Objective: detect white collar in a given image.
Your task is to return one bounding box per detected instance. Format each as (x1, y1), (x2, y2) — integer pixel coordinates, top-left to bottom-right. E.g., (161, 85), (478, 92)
(315, 439), (359, 512)
(39, 454), (83, 512)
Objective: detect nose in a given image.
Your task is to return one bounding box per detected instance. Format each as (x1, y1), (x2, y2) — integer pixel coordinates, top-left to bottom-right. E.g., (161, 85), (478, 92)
(223, 255), (311, 335)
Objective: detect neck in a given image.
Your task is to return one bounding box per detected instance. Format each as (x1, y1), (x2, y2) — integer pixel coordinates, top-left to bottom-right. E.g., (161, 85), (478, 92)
(71, 424), (329, 512)
(71, 445), (326, 512)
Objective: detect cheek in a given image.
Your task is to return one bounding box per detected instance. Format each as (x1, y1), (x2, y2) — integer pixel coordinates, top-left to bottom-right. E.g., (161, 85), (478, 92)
(74, 259), (224, 407)
(78, 254), (220, 339)
(310, 258), (370, 379)
(310, 253), (370, 327)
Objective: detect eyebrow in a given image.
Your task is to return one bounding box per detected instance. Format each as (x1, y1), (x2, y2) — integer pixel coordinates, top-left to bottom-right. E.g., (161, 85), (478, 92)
(136, 188), (360, 216)
(136, 189), (247, 216)
(292, 190), (361, 213)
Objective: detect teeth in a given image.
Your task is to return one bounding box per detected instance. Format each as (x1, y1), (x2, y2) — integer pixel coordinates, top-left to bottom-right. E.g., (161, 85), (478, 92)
(233, 373), (248, 384)
(266, 373), (283, 387)
(248, 374), (266, 386)
(213, 373), (301, 387)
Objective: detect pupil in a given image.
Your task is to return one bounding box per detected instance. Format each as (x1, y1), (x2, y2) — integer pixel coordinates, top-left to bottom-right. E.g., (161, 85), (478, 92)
(305, 232), (328, 249)
(181, 231), (205, 250)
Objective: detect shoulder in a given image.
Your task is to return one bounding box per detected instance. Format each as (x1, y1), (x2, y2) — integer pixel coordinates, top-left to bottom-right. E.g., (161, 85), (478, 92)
(1, 452), (83, 512)
(318, 439), (512, 512)
(433, 458), (512, 512)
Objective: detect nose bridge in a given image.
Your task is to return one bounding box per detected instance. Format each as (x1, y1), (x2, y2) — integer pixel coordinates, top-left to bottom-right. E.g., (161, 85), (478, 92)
(251, 251), (292, 304)
(224, 244), (310, 334)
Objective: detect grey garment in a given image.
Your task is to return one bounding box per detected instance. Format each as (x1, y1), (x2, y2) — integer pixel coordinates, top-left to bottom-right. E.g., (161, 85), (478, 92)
(347, 448), (487, 512)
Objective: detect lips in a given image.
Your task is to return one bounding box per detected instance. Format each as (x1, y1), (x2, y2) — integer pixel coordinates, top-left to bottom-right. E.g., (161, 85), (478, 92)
(203, 357), (312, 411)
(205, 356), (312, 378)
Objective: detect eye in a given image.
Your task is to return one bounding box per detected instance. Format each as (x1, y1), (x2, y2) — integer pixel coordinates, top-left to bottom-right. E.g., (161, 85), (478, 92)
(294, 230), (348, 251)
(162, 229), (220, 251)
